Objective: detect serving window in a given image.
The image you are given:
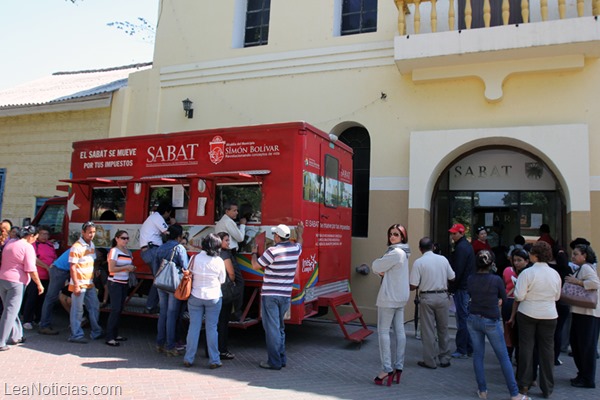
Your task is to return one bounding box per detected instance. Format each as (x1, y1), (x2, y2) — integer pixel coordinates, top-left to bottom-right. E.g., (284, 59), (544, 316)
(149, 185), (190, 224)
(215, 184), (262, 224)
(91, 188), (126, 221)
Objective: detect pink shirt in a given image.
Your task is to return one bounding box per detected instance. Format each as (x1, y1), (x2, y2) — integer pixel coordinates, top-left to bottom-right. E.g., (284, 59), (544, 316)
(34, 241), (56, 280)
(0, 239), (37, 285)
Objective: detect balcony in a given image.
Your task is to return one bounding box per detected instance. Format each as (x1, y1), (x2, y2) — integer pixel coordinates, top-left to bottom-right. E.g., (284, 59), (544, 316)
(392, 0), (600, 101)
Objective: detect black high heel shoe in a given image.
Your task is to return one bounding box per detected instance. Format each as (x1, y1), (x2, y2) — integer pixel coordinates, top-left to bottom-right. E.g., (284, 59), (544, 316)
(373, 372), (393, 386)
(393, 369), (402, 384)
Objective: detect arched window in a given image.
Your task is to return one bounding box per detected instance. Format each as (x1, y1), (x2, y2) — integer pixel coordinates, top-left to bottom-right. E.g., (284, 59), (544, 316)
(339, 127), (370, 237)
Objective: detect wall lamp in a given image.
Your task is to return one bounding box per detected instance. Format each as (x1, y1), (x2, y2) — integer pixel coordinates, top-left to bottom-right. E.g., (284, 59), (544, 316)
(182, 98), (194, 118)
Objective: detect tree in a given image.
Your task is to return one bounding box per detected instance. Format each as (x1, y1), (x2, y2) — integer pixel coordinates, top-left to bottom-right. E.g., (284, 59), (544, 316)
(65, 0), (156, 43)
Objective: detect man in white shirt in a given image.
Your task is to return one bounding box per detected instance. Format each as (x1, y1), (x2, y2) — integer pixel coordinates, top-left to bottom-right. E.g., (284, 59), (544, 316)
(140, 202), (174, 313)
(215, 202), (246, 252)
(410, 237), (455, 369)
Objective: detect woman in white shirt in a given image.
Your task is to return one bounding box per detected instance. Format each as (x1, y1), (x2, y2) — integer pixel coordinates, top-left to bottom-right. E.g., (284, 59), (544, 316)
(183, 233), (226, 369)
(566, 244), (600, 389)
(514, 241), (561, 398)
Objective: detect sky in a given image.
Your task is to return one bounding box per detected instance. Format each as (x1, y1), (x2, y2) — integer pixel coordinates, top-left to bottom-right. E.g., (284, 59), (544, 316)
(0, 0), (158, 90)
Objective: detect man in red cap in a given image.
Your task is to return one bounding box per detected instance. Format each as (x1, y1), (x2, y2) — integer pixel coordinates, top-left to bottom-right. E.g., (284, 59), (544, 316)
(448, 223), (475, 359)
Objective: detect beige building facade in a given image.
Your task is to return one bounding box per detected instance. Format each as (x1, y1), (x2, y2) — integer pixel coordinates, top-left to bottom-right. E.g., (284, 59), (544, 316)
(2, 1), (599, 323)
(115, 0), (600, 322)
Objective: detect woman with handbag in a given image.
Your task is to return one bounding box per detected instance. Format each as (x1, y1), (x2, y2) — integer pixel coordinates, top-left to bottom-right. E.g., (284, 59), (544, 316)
(105, 230), (136, 347)
(567, 244), (600, 389)
(183, 233), (226, 369)
(154, 224), (189, 356)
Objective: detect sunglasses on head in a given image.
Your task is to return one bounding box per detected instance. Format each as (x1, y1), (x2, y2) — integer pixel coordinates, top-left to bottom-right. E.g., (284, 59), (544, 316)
(82, 221), (96, 230)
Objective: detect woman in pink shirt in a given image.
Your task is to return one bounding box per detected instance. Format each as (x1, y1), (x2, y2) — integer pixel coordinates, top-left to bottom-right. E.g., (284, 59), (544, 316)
(0, 226), (45, 351)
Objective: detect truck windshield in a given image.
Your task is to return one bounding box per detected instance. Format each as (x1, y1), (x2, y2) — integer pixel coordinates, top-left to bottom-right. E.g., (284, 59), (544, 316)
(36, 204), (65, 234)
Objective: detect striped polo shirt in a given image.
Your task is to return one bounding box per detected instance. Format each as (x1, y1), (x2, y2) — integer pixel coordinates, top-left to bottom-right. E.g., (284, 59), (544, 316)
(108, 247), (133, 284)
(257, 241), (302, 297)
(68, 237), (96, 291)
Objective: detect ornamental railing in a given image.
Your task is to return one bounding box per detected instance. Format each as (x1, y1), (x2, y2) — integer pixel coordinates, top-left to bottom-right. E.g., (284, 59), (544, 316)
(393, 0), (600, 35)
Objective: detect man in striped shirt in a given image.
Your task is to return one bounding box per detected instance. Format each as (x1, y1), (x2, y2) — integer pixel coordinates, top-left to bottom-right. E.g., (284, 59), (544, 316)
(251, 222), (304, 370)
(68, 222), (103, 344)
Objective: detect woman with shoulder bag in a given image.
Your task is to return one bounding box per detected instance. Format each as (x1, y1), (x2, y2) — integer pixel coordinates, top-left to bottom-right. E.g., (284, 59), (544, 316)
(184, 233), (226, 369)
(567, 244), (600, 389)
(105, 230), (136, 347)
(155, 225), (188, 356)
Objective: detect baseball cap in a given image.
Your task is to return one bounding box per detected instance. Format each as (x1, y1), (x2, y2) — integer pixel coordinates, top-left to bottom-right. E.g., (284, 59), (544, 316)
(271, 224), (291, 239)
(448, 223), (465, 234)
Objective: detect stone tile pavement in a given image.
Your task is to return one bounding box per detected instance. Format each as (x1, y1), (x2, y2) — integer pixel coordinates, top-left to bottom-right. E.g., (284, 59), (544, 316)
(0, 311), (597, 400)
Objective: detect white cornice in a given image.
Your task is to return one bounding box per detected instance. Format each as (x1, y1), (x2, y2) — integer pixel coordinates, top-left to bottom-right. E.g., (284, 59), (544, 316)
(159, 41), (395, 87)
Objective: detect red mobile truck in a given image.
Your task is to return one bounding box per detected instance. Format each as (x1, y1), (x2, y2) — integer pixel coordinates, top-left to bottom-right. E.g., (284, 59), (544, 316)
(39, 122), (372, 341)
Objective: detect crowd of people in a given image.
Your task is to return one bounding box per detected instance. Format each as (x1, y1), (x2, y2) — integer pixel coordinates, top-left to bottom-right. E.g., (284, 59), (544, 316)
(1, 212), (598, 396)
(388, 222), (599, 399)
(0, 201), (304, 373)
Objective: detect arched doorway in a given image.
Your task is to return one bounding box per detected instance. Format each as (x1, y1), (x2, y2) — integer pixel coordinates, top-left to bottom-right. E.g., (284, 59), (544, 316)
(336, 125), (371, 238)
(431, 147), (566, 260)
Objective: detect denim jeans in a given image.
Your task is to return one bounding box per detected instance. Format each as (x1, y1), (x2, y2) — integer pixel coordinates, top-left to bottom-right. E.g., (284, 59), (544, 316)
(377, 306), (406, 372)
(69, 287), (102, 340)
(39, 267), (71, 329)
(106, 281), (128, 341)
(261, 295), (290, 368)
(184, 295), (222, 366)
(454, 289), (473, 355)
(0, 279), (24, 346)
(156, 289), (182, 350)
(141, 246), (160, 311)
(467, 314), (519, 397)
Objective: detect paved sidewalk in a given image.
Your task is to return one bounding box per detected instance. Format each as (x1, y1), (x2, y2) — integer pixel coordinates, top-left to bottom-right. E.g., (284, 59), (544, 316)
(0, 312), (596, 400)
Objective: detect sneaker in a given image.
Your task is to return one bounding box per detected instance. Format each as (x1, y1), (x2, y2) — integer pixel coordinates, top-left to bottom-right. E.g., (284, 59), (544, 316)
(39, 326), (59, 335)
(22, 322), (33, 330)
(209, 363), (222, 369)
(451, 352), (468, 359)
(7, 337), (25, 345)
(220, 351), (235, 360)
(554, 359), (563, 366)
(156, 345), (165, 353)
(477, 390), (487, 399)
